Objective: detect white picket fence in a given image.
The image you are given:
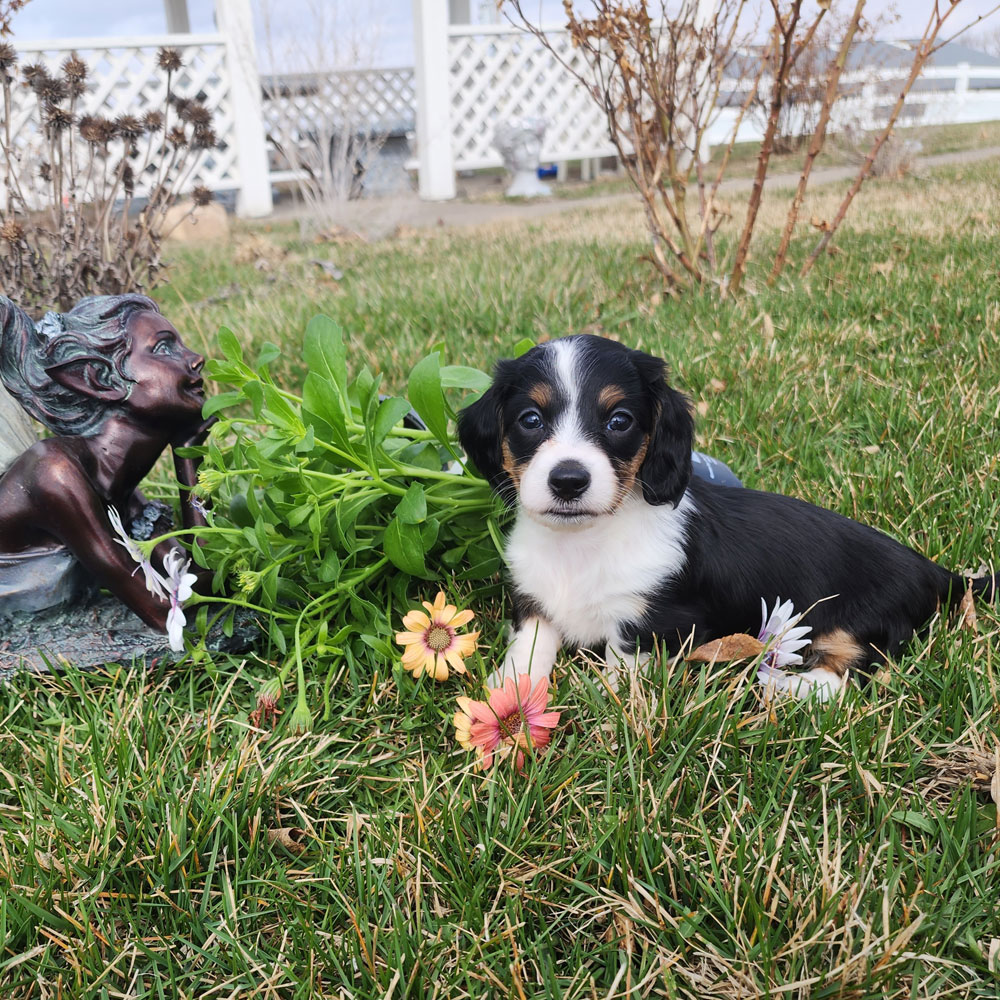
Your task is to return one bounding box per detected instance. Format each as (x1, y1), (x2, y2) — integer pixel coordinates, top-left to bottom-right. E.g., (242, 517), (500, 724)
(414, 15), (1000, 200)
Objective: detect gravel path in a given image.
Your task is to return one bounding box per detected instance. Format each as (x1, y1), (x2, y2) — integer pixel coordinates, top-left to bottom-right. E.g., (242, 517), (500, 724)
(284, 143), (1000, 239)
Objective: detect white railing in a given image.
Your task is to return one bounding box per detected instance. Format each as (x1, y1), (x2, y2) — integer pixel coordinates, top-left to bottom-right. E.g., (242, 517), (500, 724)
(709, 62), (1000, 147)
(412, 5), (1000, 200)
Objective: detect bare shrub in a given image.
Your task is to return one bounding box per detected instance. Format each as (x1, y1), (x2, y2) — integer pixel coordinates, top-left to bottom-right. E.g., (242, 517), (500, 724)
(0, 45), (219, 315)
(503, 0), (1000, 295)
(748, 5), (892, 155)
(850, 131), (921, 179)
(258, 0), (391, 238)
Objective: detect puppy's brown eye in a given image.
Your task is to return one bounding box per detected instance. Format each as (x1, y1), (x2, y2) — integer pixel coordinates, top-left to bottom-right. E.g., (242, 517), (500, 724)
(519, 410), (544, 431)
(606, 411), (633, 433)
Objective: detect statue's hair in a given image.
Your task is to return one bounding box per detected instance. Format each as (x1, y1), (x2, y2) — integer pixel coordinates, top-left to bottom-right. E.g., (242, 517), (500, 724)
(0, 294), (159, 436)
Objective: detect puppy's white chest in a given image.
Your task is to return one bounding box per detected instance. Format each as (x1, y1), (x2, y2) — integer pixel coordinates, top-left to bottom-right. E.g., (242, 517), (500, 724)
(507, 495), (692, 647)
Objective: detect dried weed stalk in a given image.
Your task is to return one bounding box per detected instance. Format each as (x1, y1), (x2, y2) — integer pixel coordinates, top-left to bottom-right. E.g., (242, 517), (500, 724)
(505, 0), (1000, 296)
(0, 45), (219, 315)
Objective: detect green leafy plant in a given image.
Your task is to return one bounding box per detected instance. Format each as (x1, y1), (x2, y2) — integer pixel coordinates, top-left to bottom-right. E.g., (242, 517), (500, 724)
(186, 315), (503, 720)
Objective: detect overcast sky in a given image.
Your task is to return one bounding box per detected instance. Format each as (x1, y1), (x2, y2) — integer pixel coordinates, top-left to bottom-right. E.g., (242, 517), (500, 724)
(8, 1), (1000, 67)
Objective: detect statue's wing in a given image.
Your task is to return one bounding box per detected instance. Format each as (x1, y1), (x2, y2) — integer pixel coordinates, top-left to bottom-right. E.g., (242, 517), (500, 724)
(0, 384), (38, 476)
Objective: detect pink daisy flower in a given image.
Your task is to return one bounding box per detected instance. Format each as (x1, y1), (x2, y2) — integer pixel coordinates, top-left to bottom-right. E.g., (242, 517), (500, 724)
(454, 674), (561, 771)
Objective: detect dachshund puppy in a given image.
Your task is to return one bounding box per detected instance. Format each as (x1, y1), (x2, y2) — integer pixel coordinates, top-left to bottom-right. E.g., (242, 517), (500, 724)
(458, 335), (995, 700)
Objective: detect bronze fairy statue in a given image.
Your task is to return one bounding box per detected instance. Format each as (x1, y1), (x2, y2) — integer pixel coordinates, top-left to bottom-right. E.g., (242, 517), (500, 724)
(0, 294), (213, 644)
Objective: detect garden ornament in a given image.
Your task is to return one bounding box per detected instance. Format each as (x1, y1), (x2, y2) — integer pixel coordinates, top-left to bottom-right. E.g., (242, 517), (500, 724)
(0, 294), (219, 670)
(492, 117), (552, 198)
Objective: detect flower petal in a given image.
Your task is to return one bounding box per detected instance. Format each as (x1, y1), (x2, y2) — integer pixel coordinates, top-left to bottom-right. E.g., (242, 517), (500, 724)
(448, 608), (475, 628)
(166, 605), (186, 652)
(432, 604), (459, 626)
(461, 697), (499, 725)
(401, 610), (430, 632)
(401, 644), (430, 665)
(452, 632), (479, 657)
(522, 676), (551, 718)
(488, 681), (519, 720)
(395, 631), (425, 646)
(468, 721), (501, 751)
(444, 649), (468, 674)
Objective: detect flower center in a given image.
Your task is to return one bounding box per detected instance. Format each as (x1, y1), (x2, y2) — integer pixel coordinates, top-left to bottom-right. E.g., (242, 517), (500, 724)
(426, 625), (452, 652)
(498, 714), (523, 740)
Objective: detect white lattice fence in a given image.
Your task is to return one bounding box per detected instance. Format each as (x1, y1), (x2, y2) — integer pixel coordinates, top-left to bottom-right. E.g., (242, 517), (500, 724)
(261, 67), (415, 141)
(448, 24), (615, 170)
(4, 34), (238, 209)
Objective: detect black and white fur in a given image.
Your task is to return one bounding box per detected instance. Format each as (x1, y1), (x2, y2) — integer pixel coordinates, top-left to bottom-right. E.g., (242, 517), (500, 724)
(458, 335), (997, 700)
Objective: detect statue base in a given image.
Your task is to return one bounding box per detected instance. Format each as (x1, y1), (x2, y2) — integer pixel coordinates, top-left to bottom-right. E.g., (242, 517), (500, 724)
(0, 596), (257, 681)
(505, 170), (552, 199)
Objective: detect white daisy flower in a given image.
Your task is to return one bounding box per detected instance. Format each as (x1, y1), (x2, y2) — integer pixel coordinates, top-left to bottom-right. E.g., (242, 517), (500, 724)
(757, 597), (812, 668)
(107, 506), (168, 600)
(162, 548), (197, 653)
(107, 507), (196, 652)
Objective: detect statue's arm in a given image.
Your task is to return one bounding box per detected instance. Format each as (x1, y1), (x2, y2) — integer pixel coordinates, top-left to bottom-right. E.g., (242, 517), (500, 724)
(171, 416), (216, 531)
(34, 456), (170, 632)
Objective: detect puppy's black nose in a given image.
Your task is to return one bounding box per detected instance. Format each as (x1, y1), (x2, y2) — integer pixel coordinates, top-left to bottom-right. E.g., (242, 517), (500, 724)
(549, 460), (591, 501)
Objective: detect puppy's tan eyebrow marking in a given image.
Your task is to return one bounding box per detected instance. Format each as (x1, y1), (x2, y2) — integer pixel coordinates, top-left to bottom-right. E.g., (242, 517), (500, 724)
(612, 435), (649, 508)
(528, 382), (552, 408)
(598, 385), (625, 410)
(501, 438), (523, 487)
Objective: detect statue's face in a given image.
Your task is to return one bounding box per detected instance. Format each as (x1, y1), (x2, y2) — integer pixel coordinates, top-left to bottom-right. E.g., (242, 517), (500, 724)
(122, 311), (205, 425)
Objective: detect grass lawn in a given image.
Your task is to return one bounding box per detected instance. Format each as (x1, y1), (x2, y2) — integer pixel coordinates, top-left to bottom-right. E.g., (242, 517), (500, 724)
(522, 119), (1000, 201)
(2, 159), (1000, 998)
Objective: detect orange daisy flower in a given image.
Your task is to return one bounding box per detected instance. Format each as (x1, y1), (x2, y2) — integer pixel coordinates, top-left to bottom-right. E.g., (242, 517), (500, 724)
(395, 591), (479, 681)
(454, 674), (561, 771)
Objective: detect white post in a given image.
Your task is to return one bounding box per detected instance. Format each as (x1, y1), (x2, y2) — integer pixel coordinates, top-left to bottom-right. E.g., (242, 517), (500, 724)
(215, 0), (273, 217)
(413, 0), (456, 200)
(164, 0), (191, 34)
(956, 61), (970, 103)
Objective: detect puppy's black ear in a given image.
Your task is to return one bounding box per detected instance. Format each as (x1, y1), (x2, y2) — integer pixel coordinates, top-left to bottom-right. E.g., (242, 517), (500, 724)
(457, 369), (511, 500)
(632, 350), (693, 507)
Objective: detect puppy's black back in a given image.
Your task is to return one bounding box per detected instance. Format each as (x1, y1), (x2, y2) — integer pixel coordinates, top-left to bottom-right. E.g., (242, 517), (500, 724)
(644, 478), (961, 667)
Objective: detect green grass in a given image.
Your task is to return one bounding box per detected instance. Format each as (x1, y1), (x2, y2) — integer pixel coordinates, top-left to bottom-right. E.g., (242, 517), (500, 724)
(3, 160), (1000, 998)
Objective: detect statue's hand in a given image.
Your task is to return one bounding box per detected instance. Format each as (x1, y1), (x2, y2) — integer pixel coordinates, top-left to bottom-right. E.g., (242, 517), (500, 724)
(170, 415), (218, 452)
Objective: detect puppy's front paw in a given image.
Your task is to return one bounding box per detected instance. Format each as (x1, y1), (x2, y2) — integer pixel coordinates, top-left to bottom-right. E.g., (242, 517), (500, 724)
(757, 664), (847, 703)
(488, 616), (561, 690)
(603, 643), (651, 693)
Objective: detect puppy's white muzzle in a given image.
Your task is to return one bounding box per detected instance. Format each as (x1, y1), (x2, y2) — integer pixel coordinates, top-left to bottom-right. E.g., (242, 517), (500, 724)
(518, 437), (619, 523)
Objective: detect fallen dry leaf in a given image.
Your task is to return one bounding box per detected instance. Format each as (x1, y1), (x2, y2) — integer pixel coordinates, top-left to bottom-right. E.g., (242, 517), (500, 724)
(688, 633), (764, 663)
(707, 377), (726, 394)
(959, 583), (978, 633)
(810, 215), (830, 231)
(927, 745), (998, 794)
(761, 312), (775, 343)
(266, 827), (307, 854)
(695, 400), (710, 417)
